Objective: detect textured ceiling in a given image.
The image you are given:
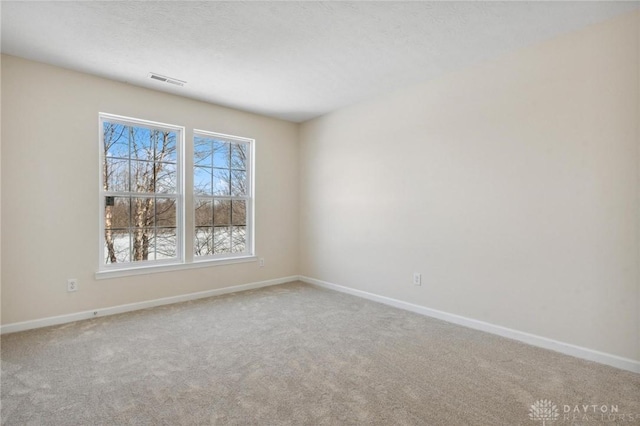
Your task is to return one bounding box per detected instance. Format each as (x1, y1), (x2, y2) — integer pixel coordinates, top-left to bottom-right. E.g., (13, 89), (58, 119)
(1, 1), (638, 123)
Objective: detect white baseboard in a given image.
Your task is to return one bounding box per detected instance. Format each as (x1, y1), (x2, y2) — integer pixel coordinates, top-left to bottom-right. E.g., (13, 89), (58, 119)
(300, 275), (640, 374)
(4, 274), (638, 374)
(0, 276), (298, 335)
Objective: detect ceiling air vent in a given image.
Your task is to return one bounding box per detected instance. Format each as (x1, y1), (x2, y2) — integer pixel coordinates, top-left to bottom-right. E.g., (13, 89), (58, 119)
(148, 72), (186, 87)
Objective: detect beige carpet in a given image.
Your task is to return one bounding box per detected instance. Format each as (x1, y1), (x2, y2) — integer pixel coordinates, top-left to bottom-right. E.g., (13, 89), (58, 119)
(1, 281), (639, 425)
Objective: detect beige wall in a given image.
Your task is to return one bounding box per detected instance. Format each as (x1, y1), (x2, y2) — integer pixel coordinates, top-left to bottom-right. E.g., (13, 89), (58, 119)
(299, 11), (640, 361)
(1, 55), (299, 324)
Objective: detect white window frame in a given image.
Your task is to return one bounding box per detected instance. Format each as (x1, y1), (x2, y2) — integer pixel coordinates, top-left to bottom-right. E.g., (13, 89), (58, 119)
(193, 129), (255, 262)
(96, 114), (257, 279)
(98, 113), (185, 273)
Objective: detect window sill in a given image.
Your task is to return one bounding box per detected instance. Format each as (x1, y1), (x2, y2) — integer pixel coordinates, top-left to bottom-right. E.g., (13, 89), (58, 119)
(95, 256), (258, 280)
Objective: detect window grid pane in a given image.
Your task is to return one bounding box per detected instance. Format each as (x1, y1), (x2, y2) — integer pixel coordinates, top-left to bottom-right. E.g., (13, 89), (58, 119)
(103, 195), (178, 265)
(193, 133), (251, 258)
(102, 115), (181, 267)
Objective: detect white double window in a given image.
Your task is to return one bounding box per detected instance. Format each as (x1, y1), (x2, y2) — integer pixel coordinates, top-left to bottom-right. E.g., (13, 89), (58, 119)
(98, 113), (254, 274)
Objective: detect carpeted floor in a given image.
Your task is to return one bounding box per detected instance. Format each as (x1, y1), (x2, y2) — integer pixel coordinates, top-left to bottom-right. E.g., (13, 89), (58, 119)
(1, 281), (639, 425)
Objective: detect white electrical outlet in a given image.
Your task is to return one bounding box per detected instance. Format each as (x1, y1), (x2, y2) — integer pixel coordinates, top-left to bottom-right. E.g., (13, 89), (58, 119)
(67, 278), (78, 292)
(413, 273), (421, 286)
(259, 258), (265, 267)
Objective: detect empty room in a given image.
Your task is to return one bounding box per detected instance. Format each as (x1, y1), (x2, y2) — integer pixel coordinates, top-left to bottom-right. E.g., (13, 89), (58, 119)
(1, 1), (639, 425)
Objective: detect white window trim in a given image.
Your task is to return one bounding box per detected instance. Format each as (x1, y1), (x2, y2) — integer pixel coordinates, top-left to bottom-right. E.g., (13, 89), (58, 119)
(98, 113), (186, 273)
(193, 129), (256, 261)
